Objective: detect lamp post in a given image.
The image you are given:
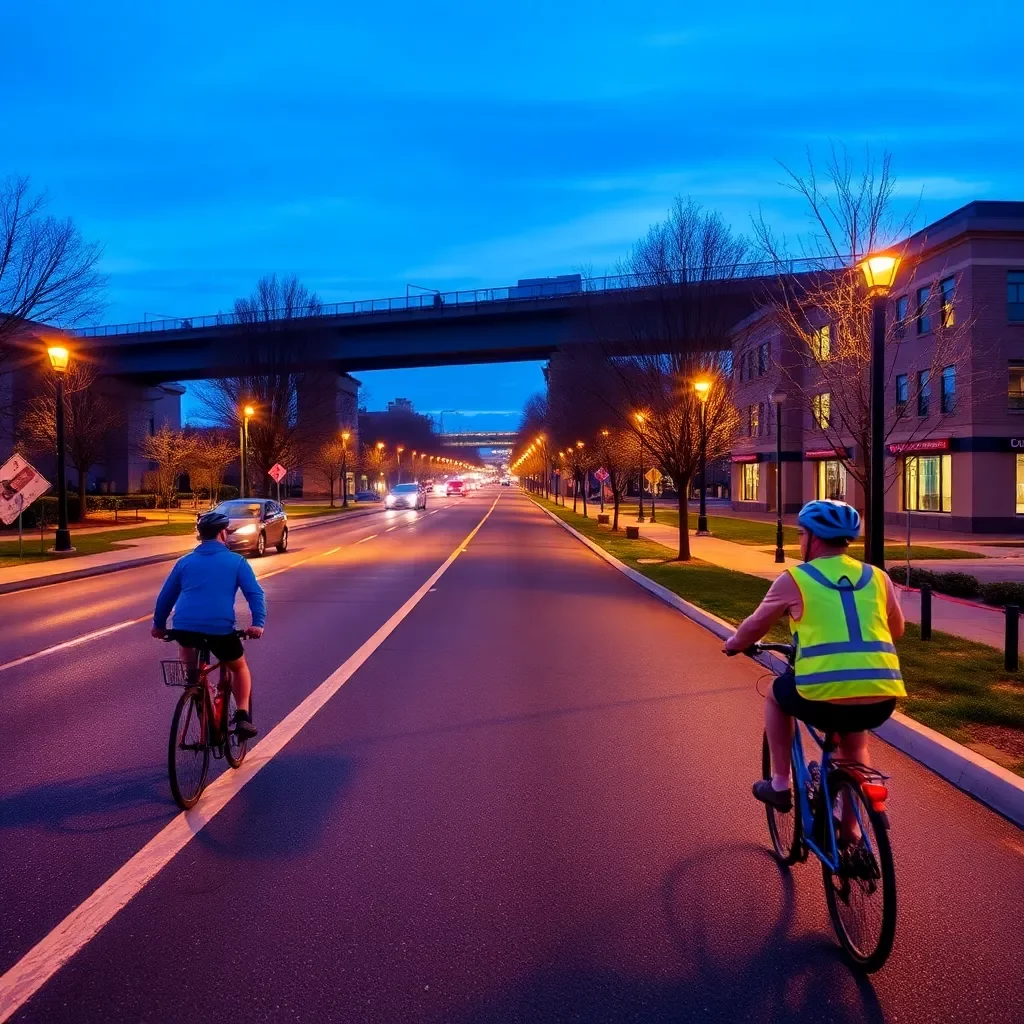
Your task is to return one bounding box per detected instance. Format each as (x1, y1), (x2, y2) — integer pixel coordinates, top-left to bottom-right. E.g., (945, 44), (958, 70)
(239, 404), (254, 498)
(396, 445), (405, 483)
(635, 412), (646, 523)
(46, 345), (74, 552)
(858, 253), (901, 568)
(341, 430), (351, 507)
(576, 440), (587, 516)
(599, 429), (609, 513)
(770, 391), (787, 562)
(694, 381), (711, 535)
(376, 441), (386, 492)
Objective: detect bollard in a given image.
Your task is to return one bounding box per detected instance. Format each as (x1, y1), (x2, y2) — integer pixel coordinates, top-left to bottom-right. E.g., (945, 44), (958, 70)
(625, 525), (640, 540)
(597, 513), (610, 525)
(920, 584), (932, 641)
(1006, 605), (1019, 672)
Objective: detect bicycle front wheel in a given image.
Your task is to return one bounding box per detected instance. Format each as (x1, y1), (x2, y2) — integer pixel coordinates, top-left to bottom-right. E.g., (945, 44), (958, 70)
(762, 732), (801, 864)
(224, 691), (251, 769)
(169, 690), (209, 809)
(821, 769), (897, 972)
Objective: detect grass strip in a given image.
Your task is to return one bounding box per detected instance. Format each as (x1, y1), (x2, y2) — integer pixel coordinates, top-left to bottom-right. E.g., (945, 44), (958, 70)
(538, 496), (1024, 775)
(0, 522), (196, 570)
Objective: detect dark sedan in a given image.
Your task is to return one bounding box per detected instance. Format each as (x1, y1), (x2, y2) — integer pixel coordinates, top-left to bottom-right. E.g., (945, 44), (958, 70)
(200, 499), (288, 557)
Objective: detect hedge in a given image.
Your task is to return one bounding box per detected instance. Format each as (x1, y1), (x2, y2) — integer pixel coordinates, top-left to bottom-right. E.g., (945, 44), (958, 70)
(889, 565), (1024, 608)
(8, 494), (159, 529)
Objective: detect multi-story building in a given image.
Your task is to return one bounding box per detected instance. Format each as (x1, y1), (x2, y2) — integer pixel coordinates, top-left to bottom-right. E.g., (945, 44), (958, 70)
(729, 201), (1024, 533)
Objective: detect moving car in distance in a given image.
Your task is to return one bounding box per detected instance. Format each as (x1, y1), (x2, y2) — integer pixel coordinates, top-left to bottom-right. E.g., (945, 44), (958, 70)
(446, 479), (467, 497)
(386, 482), (427, 510)
(198, 499), (288, 557)
(354, 490), (381, 501)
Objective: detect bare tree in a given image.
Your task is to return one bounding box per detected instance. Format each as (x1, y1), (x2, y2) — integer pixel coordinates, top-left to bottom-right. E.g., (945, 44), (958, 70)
(198, 274), (327, 494)
(312, 438), (347, 506)
(571, 198), (746, 557)
(594, 426), (639, 530)
(360, 441), (394, 492)
(751, 146), (980, 551)
(19, 362), (123, 520)
(1, 177), (106, 366)
(182, 429), (236, 505)
(139, 425), (196, 520)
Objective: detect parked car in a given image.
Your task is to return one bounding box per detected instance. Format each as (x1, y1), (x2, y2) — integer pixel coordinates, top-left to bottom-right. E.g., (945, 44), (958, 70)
(385, 482), (427, 510)
(446, 479), (467, 497)
(354, 490), (381, 501)
(200, 499), (288, 557)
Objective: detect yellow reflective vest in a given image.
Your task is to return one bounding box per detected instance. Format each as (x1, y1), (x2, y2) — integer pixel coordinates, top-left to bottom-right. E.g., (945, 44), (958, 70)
(788, 555), (905, 701)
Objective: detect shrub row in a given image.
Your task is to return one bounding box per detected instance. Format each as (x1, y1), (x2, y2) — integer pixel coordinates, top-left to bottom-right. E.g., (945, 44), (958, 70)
(888, 565), (1024, 608)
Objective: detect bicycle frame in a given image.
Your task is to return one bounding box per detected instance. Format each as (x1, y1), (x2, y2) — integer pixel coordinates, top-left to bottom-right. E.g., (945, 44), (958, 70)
(792, 723), (877, 872)
(182, 655), (231, 746)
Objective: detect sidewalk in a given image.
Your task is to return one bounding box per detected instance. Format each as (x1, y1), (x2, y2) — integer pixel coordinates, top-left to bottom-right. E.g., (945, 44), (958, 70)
(0, 506), (384, 593)
(629, 517), (1012, 652)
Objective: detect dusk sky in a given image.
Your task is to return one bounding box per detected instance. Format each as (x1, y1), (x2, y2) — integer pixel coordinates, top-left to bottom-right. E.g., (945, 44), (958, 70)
(4, 0), (1022, 429)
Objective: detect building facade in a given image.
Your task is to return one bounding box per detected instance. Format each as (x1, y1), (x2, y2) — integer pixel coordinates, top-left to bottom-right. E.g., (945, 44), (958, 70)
(729, 201), (1024, 533)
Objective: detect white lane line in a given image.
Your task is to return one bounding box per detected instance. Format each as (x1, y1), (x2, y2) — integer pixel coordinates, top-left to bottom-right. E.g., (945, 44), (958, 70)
(0, 495), (501, 1024)
(355, 534), (377, 544)
(385, 526), (398, 532)
(0, 543), (348, 675)
(0, 618), (149, 674)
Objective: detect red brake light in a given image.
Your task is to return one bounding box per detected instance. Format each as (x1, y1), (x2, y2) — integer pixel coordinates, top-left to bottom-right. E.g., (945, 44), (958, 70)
(862, 783), (888, 810)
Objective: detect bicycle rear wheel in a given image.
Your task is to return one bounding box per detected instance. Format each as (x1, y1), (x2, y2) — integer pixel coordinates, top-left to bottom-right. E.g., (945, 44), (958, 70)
(762, 731), (801, 864)
(169, 689), (209, 809)
(821, 769), (896, 972)
(224, 691), (252, 769)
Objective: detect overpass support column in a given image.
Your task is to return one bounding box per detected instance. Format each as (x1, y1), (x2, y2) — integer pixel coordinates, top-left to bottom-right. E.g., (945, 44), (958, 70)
(297, 372), (359, 499)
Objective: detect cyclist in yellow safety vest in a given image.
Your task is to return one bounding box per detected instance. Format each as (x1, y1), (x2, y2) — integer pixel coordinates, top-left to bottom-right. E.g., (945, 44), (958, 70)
(724, 499), (906, 812)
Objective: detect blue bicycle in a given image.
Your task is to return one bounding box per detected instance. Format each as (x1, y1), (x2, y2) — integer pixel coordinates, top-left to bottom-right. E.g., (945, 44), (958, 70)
(746, 642), (897, 972)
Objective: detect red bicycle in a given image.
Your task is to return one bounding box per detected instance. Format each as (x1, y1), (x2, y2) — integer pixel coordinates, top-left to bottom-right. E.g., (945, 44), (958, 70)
(161, 630), (253, 809)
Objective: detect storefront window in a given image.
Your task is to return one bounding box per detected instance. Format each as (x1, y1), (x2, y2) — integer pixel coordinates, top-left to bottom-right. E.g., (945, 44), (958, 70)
(1016, 455), (1024, 514)
(904, 454), (952, 512)
(816, 460), (847, 500)
(740, 463), (759, 502)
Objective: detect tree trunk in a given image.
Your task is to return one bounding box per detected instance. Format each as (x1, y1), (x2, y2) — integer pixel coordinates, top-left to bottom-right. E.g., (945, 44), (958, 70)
(677, 484), (692, 561)
(77, 470), (87, 523)
(329, 478), (335, 507)
(612, 493), (620, 531)
(573, 475), (578, 513)
(582, 472), (588, 518)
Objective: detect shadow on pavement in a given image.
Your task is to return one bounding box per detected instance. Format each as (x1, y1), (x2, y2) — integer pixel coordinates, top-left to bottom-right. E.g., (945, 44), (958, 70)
(194, 750), (358, 860)
(0, 766), (172, 835)
(455, 842), (886, 1024)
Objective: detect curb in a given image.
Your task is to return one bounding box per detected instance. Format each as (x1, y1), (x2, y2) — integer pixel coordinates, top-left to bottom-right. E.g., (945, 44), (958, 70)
(0, 506), (386, 596)
(534, 499), (1024, 830)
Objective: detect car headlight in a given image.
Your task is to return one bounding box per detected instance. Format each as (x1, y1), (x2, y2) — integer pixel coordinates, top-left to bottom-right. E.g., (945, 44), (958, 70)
(235, 523), (257, 536)
(385, 495), (396, 506)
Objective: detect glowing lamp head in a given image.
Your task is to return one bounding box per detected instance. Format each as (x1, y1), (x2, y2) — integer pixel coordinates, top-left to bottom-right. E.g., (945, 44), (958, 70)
(243, 404), (255, 418)
(858, 253), (900, 295)
(46, 346), (71, 373)
(341, 431), (351, 443)
(694, 380), (711, 403)
(376, 442), (385, 451)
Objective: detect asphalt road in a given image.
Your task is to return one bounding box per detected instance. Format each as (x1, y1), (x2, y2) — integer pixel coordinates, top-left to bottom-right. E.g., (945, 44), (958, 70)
(1, 489), (1023, 1023)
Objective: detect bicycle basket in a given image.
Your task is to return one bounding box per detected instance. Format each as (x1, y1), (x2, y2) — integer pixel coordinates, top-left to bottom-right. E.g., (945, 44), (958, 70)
(161, 661), (197, 687)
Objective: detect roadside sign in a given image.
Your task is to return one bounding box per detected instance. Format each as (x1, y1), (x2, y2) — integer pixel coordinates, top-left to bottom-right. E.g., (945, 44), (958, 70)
(645, 468), (663, 486)
(594, 467), (610, 482)
(0, 453), (51, 526)
(268, 463), (287, 484)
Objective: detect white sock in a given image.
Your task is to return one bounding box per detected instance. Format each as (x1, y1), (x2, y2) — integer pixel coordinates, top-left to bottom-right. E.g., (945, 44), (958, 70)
(771, 774), (790, 791)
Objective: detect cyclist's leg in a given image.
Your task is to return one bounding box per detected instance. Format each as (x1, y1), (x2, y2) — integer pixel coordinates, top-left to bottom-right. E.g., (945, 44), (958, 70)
(222, 655), (252, 713)
(836, 730), (871, 843)
(765, 673), (797, 785)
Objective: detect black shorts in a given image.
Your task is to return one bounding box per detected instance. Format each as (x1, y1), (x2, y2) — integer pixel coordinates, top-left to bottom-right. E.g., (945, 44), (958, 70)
(170, 630), (244, 664)
(772, 670), (895, 733)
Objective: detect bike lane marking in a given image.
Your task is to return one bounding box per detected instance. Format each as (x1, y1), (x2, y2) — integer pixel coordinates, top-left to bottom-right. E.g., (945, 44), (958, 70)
(0, 505), (449, 675)
(0, 495), (501, 1024)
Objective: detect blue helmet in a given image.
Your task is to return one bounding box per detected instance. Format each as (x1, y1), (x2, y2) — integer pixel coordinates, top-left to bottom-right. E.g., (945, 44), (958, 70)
(197, 509), (231, 539)
(797, 499), (861, 542)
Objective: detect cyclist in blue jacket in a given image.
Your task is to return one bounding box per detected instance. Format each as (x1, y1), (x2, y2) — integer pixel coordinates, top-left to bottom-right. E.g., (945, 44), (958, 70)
(152, 510), (266, 738)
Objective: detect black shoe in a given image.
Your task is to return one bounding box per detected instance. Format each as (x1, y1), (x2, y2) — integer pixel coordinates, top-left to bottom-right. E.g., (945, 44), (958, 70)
(752, 779), (792, 812)
(232, 710), (258, 739)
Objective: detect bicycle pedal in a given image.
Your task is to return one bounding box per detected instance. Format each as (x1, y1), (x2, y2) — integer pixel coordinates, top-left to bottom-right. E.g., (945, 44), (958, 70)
(211, 745), (225, 760)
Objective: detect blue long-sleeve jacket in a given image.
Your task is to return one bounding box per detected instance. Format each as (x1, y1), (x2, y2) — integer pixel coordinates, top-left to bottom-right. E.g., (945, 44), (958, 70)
(153, 540), (267, 634)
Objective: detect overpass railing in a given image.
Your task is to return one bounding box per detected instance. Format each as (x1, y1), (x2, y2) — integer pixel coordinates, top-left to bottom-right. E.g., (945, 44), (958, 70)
(74, 256), (848, 339)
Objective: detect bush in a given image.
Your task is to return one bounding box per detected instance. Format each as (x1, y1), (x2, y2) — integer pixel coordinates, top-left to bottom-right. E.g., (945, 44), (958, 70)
(931, 571), (982, 599)
(980, 581), (1024, 608)
(5, 493), (160, 530)
(888, 566), (936, 589)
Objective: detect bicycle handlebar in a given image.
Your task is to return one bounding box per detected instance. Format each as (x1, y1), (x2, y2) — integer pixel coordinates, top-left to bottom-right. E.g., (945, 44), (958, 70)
(160, 629), (255, 642)
(724, 641), (795, 660)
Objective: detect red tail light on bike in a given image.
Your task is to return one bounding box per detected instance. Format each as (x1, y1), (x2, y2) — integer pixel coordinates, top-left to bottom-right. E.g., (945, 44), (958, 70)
(862, 783), (888, 811)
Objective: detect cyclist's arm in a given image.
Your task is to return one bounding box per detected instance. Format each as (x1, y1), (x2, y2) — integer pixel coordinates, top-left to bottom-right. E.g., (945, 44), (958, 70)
(237, 558), (267, 628)
(883, 573), (906, 639)
(724, 573), (798, 652)
(153, 562), (184, 630)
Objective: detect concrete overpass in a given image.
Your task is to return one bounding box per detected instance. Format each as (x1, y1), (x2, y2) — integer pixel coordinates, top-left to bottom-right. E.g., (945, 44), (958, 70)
(439, 431), (517, 448)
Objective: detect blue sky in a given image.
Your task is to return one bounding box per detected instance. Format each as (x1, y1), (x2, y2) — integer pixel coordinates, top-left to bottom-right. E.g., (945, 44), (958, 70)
(3, 0), (1022, 428)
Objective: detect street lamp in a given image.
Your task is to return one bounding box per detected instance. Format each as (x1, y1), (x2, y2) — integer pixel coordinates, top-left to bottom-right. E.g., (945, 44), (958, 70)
(46, 345), (74, 552)
(599, 429), (609, 513)
(239, 404), (254, 499)
(694, 381), (711, 535)
(341, 430), (351, 507)
(858, 252), (901, 567)
(634, 412), (646, 523)
(770, 391), (787, 562)
(396, 445), (405, 483)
